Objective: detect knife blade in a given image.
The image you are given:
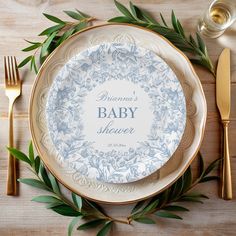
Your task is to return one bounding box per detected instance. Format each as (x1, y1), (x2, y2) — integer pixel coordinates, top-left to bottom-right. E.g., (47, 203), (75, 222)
(216, 48), (232, 200)
(216, 48), (231, 120)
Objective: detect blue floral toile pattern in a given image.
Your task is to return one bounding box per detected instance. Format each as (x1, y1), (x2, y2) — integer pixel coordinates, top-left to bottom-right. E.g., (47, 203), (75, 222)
(46, 43), (186, 183)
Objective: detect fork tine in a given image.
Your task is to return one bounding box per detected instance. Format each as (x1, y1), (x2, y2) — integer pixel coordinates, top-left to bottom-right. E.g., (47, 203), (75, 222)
(14, 57), (20, 85)
(7, 56), (13, 85)
(4, 56), (8, 86)
(10, 56), (16, 85)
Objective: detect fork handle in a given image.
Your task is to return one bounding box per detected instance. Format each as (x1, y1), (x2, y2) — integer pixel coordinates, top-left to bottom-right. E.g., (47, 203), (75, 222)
(221, 120), (232, 200)
(7, 100), (17, 196)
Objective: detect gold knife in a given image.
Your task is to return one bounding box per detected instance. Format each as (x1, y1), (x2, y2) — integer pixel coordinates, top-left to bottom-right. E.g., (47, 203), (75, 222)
(216, 48), (232, 200)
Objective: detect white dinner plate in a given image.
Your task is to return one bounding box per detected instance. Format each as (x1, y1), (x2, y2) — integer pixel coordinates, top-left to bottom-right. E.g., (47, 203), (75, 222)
(30, 24), (206, 204)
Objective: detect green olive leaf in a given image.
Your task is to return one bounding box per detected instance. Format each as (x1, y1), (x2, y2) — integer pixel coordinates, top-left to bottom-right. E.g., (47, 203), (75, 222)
(202, 158), (221, 177)
(131, 200), (146, 214)
(18, 55), (33, 68)
(182, 166), (192, 193)
(41, 31), (57, 58)
(141, 199), (159, 214)
(18, 178), (50, 191)
(169, 176), (184, 200)
(108, 16), (132, 23)
(76, 9), (90, 18)
(43, 13), (65, 24)
(138, 8), (158, 24)
(77, 219), (106, 230)
(160, 13), (168, 27)
(183, 193), (209, 199)
(34, 156), (40, 174)
(96, 221), (113, 236)
(73, 21), (87, 32)
(32, 195), (62, 204)
(155, 211), (182, 220)
(178, 196), (204, 204)
(156, 189), (169, 207)
(46, 202), (64, 209)
(39, 24), (64, 36)
(162, 205), (189, 212)
(68, 216), (82, 236)
(49, 173), (61, 195)
(72, 192), (82, 211)
(198, 152), (205, 178)
(28, 141), (35, 163)
(114, 0), (135, 20)
(200, 176), (220, 182)
(22, 43), (41, 52)
(32, 57), (38, 74)
(7, 147), (32, 165)
(24, 39), (41, 45)
(134, 217), (155, 224)
(64, 10), (83, 20)
(84, 199), (106, 217)
(129, 1), (137, 18)
(56, 28), (74, 47)
(51, 204), (81, 217)
(196, 32), (206, 54)
(39, 164), (52, 188)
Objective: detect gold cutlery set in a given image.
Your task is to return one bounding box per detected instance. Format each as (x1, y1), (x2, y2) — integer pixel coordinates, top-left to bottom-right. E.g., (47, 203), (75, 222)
(3, 51), (233, 199)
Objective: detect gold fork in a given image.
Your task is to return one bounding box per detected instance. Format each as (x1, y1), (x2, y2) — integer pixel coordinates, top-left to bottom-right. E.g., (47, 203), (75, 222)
(4, 56), (22, 196)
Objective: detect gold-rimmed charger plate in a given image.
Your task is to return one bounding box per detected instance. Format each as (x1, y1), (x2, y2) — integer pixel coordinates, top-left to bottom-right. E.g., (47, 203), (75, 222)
(30, 23), (207, 204)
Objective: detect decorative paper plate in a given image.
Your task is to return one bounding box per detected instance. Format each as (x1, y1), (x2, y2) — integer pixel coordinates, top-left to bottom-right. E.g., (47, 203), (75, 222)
(45, 42), (186, 184)
(30, 24), (206, 204)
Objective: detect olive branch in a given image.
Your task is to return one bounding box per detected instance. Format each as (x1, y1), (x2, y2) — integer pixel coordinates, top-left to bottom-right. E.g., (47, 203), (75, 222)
(109, 1), (215, 75)
(9, 143), (220, 236)
(18, 10), (95, 74)
(19, 1), (215, 76)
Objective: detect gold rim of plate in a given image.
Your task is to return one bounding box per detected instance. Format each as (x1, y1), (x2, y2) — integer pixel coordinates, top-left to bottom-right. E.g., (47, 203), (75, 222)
(29, 23), (207, 205)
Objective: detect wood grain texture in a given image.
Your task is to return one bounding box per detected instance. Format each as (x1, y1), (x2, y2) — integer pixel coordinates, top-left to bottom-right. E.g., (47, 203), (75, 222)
(0, 0), (236, 235)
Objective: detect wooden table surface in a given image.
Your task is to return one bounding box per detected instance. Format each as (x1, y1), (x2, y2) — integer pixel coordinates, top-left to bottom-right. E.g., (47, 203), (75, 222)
(0, 0), (236, 235)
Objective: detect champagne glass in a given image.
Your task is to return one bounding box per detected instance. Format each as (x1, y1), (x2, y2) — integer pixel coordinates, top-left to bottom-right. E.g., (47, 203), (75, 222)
(198, 0), (236, 38)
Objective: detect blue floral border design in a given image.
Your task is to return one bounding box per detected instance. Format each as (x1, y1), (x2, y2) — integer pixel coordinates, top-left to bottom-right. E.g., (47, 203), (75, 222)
(46, 43), (186, 183)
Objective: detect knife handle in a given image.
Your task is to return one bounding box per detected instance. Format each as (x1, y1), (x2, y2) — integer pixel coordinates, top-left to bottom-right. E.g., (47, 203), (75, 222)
(221, 120), (232, 200)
